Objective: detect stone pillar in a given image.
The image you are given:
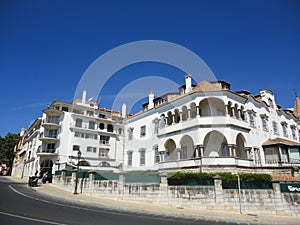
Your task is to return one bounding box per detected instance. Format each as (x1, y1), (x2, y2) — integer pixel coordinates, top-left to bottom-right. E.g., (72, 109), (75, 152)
(244, 147), (251, 159)
(213, 175), (224, 210)
(196, 106), (201, 117)
(199, 145), (204, 157)
(237, 109), (241, 120)
(179, 112), (183, 122)
(118, 172), (127, 197)
(89, 170), (96, 192)
(194, 146), (199, 158)
(187, 109), (191, 120)
(231, 107), (236, 118)
(177, 149), (181, 160)
(159, 173), (168, 204)
(225, 105), (229, 117)
(60, 169), (67, 185)
(272, 180), (284, 216)
(172, 114), (176, 125)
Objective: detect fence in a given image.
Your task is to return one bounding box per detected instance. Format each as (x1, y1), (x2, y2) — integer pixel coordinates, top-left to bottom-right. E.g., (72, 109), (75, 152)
(54, 170), (300, 217)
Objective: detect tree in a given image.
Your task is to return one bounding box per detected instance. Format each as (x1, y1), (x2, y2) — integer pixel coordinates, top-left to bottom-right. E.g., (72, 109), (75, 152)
(0, 133), (19, 175)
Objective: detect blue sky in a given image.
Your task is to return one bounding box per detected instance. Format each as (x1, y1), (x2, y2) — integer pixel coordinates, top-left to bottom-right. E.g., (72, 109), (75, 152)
(0, 0), (299, 136)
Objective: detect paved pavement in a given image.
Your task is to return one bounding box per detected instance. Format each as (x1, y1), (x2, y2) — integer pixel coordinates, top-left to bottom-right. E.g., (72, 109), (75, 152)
(10, 177), (300, 225)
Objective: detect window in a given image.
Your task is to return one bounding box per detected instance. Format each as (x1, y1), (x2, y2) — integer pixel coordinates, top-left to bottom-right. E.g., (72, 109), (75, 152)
(118, 128), (122, 134)
(127, 151), (133, 166)
(99, 114), (106, 119)
(89, 121), (95, 130)
(73, 145), (80, 151)
(268, 98), (274, 109)
(281, 147), (289, 163)
(272, 121), (278, 135)
(43, 143), (56, 152)
(291, 125), (297, 140)
(140, 149), (146, 165)
(128, 128), (133, 140)
(281, 122), (288, 137)
(45, 129), (58, 138)
(73, 109), (83, 115)
(87, 146), (97, 153)
(154, 145), (160, 163)
(99, 123), (105, 130)
(140, 125), (146, 137)
(75, 119), (82, 128)
(87, 110), (94, 116)
(100, 135), (110, 145)
(253, 148), (261, 166)
(260, 114), (268, 131)
(107, 124), (114, 132)
(248, 112), (255, 127)
(99, 148), (109, 158)
(62, 106), (69, 112)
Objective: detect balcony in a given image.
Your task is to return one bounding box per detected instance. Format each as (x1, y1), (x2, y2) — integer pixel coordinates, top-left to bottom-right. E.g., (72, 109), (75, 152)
(158, 116), (250, 136)
(37, 148), (58, 156)
(42, 118), (61, 129)
(39, 134), (59, 143)
(43, 108), (63, 116)
(158, 156), (254, 170)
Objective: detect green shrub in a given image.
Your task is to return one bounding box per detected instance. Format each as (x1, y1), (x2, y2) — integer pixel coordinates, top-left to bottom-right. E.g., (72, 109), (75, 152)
(167, 172), (272, 189)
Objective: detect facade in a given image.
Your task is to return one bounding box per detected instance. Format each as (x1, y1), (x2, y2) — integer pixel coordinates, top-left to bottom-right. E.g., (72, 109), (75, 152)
(12, 74), (300, 178)
(13, 91), (125, 178)
(123, 74), (300, 174)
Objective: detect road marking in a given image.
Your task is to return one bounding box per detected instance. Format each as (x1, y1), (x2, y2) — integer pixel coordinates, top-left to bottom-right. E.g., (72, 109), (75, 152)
(0, 211), (67, 225)
(8, 185), (200, 224)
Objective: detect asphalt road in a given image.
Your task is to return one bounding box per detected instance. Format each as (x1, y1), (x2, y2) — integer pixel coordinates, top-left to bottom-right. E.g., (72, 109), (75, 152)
(0, 177), (251, 225)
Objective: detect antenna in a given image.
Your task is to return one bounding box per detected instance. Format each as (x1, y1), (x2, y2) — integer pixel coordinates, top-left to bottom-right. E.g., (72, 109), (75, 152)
(294, 89), (298, 98)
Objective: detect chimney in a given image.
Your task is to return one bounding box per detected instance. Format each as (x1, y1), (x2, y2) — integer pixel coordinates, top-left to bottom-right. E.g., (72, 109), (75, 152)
(148, 91), (154, 110)
(121, 103), (127, 118)
(82, 90), (87, 104)
(294, 97), (300, 117)
(185, 74), (192, 93)
(20, 128), (25, 136)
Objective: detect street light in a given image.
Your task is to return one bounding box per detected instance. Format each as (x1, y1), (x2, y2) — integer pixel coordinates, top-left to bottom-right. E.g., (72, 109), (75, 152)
(73, 150), (81, 195)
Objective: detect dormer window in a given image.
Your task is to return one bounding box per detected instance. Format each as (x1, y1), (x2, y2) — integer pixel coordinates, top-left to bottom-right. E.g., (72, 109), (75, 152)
(281, 122), (288, 137)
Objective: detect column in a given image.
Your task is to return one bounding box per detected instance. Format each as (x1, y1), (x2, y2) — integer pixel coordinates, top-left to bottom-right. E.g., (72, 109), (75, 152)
(225, 105), (229, 117)
(194, 146), (199, 158)
(187, 109), (191, 120)
(199, 145), (204, 157)
(118, 172), (127, 197)
(231, 107), (236, 118)
(89, 170), (96, 192)
(196, 106), (201, 117)
(213, 175), (224, 209)
(158, 173), (168, 204)
(237, 109), (241, 120)
(244, 147), (251, 159)
(179, 112), (183, 122)
(272, 180), (284, 215)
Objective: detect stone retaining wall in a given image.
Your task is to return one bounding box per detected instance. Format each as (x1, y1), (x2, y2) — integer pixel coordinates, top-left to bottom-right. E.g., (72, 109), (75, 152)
(53, 170), (300, 217)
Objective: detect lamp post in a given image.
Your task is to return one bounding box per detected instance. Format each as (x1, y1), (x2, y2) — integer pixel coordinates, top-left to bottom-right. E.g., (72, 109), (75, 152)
(73, 151), (81, 195)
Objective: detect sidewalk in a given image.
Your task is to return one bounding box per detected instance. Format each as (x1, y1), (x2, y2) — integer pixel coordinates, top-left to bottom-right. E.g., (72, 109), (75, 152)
(11, 177), (299, 225)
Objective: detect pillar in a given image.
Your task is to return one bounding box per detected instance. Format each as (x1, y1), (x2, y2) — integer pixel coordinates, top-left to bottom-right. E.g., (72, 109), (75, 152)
(213, 175), (224, 209)
(231, 107), (236, 118)
(196, 106), (201, 117)
(89, 170), (96, 192)
(118, 172), (127, 197)
(159, 173), (168, 204)
(225, 105), (229, 117)
(272, 179), (284, 215)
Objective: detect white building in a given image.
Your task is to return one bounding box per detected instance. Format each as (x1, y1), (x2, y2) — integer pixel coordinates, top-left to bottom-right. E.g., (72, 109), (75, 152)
(123, 75), (300, 174)
(13, 91), (125, 178)
(13, 74), (300, 177)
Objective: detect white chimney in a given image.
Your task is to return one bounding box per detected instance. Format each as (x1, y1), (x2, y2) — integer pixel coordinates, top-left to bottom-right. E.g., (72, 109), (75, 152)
(82, 90), (87, 104)
(20, 128), (25, 136)
(121, 103), (127, 118)
(185, 74), (192, 93)
(148, 91), (154, 110)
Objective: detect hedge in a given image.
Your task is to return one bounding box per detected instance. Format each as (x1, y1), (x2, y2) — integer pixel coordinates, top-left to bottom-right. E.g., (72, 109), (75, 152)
(168, 172), (272, 189)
